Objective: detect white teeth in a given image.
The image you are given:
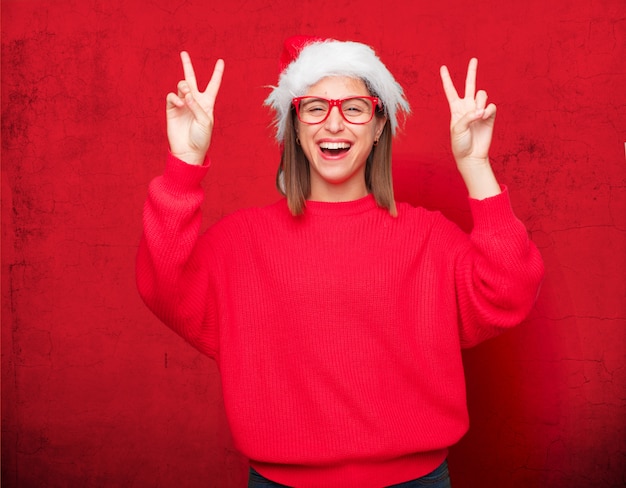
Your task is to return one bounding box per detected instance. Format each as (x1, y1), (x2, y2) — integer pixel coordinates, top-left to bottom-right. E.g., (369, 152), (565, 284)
(319, 142), (351, 150)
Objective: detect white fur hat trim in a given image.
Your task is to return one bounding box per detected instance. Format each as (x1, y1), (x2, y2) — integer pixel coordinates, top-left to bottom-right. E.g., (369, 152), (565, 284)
(264, 40), (410, 143)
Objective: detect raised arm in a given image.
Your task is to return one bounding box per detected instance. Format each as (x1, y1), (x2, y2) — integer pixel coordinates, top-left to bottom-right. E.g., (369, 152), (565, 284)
(439, 60), (544, 345)
(167, 52), (224, 166)
(136, 52), (225, 356)
(440, 58), (501, 200)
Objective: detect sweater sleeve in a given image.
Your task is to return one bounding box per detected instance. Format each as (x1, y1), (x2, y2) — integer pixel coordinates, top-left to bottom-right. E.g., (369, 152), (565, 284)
(453, 186), (545, 348)
(136, 153), (219, 357)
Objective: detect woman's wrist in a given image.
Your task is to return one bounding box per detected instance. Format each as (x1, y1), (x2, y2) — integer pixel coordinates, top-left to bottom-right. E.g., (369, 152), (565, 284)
(457, 158), (502, 200)
(170, 149), (207, 167)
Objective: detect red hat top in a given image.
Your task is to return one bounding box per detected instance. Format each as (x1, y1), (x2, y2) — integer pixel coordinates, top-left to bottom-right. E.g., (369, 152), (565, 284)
(278, 35), (324, 73)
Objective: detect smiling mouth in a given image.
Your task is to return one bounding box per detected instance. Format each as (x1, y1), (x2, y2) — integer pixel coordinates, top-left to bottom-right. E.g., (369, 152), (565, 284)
(319, 141), (351, 156)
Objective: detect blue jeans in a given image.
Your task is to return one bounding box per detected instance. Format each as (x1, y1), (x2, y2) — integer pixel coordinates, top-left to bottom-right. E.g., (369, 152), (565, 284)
(248, 459), (451, 487)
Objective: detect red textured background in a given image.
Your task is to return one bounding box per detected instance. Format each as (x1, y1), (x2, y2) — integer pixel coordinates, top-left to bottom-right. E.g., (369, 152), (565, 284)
(2, 0), (624, 487)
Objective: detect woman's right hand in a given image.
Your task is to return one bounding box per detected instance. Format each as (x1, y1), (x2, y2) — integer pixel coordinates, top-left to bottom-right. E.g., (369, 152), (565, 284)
(166, 52), (224, 166)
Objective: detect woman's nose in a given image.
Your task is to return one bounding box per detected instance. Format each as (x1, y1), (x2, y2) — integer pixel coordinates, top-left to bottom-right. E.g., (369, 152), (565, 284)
(323, 105), (345, 132)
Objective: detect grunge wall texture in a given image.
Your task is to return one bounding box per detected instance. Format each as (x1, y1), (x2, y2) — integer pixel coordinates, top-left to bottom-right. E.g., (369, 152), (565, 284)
(2, 0), (624, 486)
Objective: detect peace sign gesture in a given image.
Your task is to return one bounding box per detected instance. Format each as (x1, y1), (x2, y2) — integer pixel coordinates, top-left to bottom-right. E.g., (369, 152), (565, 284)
(166, 52), (224, 166)
(440, 58), (496, 168)
(440, 58), (501, 199)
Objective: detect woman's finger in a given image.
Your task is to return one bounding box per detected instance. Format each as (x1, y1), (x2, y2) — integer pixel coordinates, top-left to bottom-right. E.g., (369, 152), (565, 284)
(451, 111), (476, 136)
(180, 51), (199, 92)
(464, 58), (478, 100)
(184, 92), (210, 127)
(475, 89), (488, 111)
(440, 65), (459, 105)
(166, 92), (184, 110)
(177, 80), (191, 99)
(483, 103), (497, 120)
(203, 59), (225, 102)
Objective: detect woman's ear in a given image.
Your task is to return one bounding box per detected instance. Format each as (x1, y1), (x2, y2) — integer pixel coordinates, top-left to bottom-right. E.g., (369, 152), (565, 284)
(375, 116), (387, 140)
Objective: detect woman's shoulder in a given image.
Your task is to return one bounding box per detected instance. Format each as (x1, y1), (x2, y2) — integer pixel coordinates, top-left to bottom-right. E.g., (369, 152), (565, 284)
(227, 198), (288, 220)
(395, 200), (446, 224)
(206, 199), (289, 235)
(394, 200), (466, 242)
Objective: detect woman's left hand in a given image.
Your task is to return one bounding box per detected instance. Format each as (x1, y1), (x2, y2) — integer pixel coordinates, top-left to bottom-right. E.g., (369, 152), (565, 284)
(440, 58), (501, 199)
(440, 58), (496, 170)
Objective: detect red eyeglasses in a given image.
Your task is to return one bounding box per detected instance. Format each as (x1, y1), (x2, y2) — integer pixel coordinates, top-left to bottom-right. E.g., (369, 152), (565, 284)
(292, 96), (380, 125)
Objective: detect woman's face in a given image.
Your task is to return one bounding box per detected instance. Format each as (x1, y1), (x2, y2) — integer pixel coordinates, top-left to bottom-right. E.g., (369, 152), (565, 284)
(295, 76), (386, 202)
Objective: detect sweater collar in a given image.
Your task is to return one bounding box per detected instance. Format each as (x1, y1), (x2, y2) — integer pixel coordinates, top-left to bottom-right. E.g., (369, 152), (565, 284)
(303, 194), (379, 216)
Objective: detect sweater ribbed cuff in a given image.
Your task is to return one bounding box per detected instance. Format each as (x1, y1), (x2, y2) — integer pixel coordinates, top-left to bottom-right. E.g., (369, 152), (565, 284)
(161, 152), (211, 197)
(468, 185), (521, 234)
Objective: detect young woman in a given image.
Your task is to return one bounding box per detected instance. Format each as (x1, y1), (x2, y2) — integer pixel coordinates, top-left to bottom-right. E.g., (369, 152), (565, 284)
(136, 36), (544, 488)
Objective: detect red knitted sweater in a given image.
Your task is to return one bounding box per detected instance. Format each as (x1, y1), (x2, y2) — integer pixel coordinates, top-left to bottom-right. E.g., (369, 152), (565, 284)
(136, 154), (544, 487)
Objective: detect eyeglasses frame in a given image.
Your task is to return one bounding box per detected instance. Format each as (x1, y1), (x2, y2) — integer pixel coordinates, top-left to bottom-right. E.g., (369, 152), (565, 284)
(292, 96), (381, 125)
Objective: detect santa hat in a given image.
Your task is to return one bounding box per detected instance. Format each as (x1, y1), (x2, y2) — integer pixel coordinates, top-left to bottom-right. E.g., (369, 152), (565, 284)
(265, 35), (410, 143)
